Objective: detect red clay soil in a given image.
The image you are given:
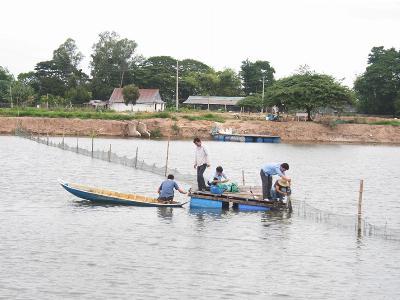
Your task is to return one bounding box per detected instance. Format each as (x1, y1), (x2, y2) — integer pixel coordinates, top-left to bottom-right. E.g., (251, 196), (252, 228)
(0, 116), (399, 144)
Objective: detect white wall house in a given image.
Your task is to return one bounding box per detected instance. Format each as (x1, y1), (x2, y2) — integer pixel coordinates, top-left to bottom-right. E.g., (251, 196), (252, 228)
(108, 88), (165, 112)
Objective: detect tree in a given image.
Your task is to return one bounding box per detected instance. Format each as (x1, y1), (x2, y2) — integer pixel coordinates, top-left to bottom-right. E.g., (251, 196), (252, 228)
(90, 31), (138, 99)
(266, 71), (355, 121)
(238, 94), (263, 112)
(216, 68), (242, 96)
(240, 59), (275, 95)
(0, 66), (14, 102)
(122, 84), (140, 105)
(354, 46), (400, 116)
(65, 86), (92, 104)
(10, 81), (36, 106)
(135, 56), (177, 103)
(33, 38), (89, 100)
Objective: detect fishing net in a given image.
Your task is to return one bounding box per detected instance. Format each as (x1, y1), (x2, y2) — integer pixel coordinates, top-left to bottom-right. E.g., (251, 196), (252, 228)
(15, 128), (400, 242)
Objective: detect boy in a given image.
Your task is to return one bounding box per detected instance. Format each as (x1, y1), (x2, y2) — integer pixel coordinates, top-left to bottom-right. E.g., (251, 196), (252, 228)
(208, 166), (229, 186)
(157, 174), (186, 202)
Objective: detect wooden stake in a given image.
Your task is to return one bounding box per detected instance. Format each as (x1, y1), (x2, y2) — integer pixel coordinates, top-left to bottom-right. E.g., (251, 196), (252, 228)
(76, 137), (79, 153)
(91, 135), (94, 158)
(357, 179), (364, 236)
(108, 144), (111, 162)
(242, 170), (245, 186)
(165, 138), (170, 177)
(135, 146), (138, 168)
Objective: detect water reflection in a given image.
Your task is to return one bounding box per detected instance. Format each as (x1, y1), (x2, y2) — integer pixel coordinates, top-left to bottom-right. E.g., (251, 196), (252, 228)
(157, 207), (174, 220)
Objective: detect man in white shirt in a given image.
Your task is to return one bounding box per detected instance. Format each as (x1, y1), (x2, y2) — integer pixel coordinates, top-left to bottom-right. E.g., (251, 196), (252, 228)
(193, 137), (210, 191)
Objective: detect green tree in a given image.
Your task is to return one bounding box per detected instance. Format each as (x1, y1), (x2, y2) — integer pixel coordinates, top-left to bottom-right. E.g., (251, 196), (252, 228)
(65, 86), (92, 104)
(240, 59), (275, 95)
(135, 56), (177, 102)
(11, 81), (36, 106)
(90, 31), (138, 99)
(34, 38), (88, 100)
(266, 71), (354, 121)
(216, 68), (242, 96)
(238, 94), (263, 112)
(122, 84), (140, 105)
(354, 46), (400, 116)
(0, 66), (14, 102)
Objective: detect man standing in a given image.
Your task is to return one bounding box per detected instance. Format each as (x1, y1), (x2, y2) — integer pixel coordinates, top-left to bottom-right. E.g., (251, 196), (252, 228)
(193, 137), (210, 191)
(260, 163), (290, 200)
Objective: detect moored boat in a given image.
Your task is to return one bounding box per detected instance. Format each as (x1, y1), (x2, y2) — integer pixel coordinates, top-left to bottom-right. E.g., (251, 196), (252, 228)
(59, 180), (187, 207)
(211, 133), (281, 143)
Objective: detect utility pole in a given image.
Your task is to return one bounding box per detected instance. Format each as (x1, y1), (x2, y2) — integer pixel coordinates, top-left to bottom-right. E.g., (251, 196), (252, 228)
(176, 60), (179, 111)
(262, 76), (265, 113)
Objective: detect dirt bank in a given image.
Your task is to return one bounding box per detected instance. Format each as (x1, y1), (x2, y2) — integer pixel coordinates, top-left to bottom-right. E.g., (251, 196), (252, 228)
(1, 116), (399, 144)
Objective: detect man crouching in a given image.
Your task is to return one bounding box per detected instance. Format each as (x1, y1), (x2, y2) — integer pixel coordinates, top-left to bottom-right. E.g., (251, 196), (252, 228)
(158, 174), (187, 203)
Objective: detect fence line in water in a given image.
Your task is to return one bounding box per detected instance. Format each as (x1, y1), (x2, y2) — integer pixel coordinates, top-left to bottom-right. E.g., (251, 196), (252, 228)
(293, 199), (400, 241)
(15, 128), (197, 187)
(15, 128), (400, 242)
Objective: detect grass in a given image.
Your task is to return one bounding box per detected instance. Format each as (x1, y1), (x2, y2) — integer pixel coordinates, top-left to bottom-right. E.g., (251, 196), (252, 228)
(0, 108), (172, 121)
(369, 120), (400, 126)
(182, 113), (225, 123)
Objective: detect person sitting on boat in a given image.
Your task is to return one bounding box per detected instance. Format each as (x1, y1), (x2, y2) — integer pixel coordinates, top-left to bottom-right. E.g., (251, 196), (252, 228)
(210, 177), (227, 194)
(157, 174), (186, 202)
(207, 166), (229, 186)
(260, 162), (291, 200)
(270, 179), (291, 202)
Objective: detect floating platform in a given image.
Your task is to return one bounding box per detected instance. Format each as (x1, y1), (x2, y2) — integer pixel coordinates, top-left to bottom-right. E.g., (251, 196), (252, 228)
(189, 189), (288, 211)
(211, 133), (281, 143)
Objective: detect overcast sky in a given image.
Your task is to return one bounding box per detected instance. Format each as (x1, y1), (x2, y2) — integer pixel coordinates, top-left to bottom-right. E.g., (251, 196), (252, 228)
(1, 0), (399, 87)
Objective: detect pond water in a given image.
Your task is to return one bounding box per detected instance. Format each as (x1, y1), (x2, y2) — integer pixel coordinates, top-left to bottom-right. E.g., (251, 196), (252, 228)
(0, 135), (399, 299)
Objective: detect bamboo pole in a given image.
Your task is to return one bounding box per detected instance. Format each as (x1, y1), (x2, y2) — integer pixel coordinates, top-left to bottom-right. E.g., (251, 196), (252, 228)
(62, 133), (65, 150)
(165, 138), (170, 177)
(108, 144), (111, 162)
(47, 133), (49, 146)
(135, 146), (138, 168)
(242, 170), (245, 186)
(91, 135), (94, 158)
(76, 137), (79, 153)
(357, 179), (364, 236)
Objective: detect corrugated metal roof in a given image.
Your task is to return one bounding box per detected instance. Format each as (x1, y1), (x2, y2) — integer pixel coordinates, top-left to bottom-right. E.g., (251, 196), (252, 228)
(183, 96), (244, 106)
(109, 88), (165, 104)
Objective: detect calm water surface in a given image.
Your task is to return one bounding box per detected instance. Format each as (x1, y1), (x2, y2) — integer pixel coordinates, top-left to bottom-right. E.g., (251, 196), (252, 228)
(0, 136), (399, 299)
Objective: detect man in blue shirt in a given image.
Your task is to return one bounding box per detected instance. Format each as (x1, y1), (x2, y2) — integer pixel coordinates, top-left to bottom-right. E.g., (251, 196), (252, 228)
(157, 174), (187, 202)
(260, 163), (290, 200)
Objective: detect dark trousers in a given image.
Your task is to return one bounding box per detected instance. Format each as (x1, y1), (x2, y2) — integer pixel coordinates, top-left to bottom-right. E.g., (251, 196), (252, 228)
(260, 170), (272, 200)
(197, 164), (207, 190)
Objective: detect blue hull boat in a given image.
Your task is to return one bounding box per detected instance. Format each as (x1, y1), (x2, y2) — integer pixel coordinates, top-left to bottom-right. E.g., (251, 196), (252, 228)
(59, 180), (187, 207)
(212, 133), (281, 143)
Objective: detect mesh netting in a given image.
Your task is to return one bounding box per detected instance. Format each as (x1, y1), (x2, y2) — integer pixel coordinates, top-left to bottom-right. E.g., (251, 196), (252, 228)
(16, 128), (400, 242)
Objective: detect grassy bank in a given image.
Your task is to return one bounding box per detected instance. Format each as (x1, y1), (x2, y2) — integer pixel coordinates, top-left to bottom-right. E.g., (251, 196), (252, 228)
(0, 108), (226, 123)
(0, 108), (171, 120)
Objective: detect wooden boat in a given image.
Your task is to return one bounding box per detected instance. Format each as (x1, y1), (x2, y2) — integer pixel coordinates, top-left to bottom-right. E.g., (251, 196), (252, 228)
(59, 180), (187, 207)
(189, 189), (289, 211)
(211, 132), (281, 143)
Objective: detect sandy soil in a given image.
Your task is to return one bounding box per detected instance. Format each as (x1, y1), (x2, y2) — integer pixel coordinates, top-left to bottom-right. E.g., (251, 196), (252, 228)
(1, 116), (399, 144)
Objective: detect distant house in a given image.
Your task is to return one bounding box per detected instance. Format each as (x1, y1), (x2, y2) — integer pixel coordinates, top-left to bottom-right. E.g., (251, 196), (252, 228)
(86, 100), (108, 109)
(108, 88), (165, 112)
(183, 96), (244, 111)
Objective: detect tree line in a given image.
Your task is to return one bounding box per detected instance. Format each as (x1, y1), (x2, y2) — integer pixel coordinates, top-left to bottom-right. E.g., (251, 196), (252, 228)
(0, 31), (399, 117)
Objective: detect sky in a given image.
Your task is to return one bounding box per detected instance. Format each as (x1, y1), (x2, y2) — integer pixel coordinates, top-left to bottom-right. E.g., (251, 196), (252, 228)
(1, 0), (399, 87)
